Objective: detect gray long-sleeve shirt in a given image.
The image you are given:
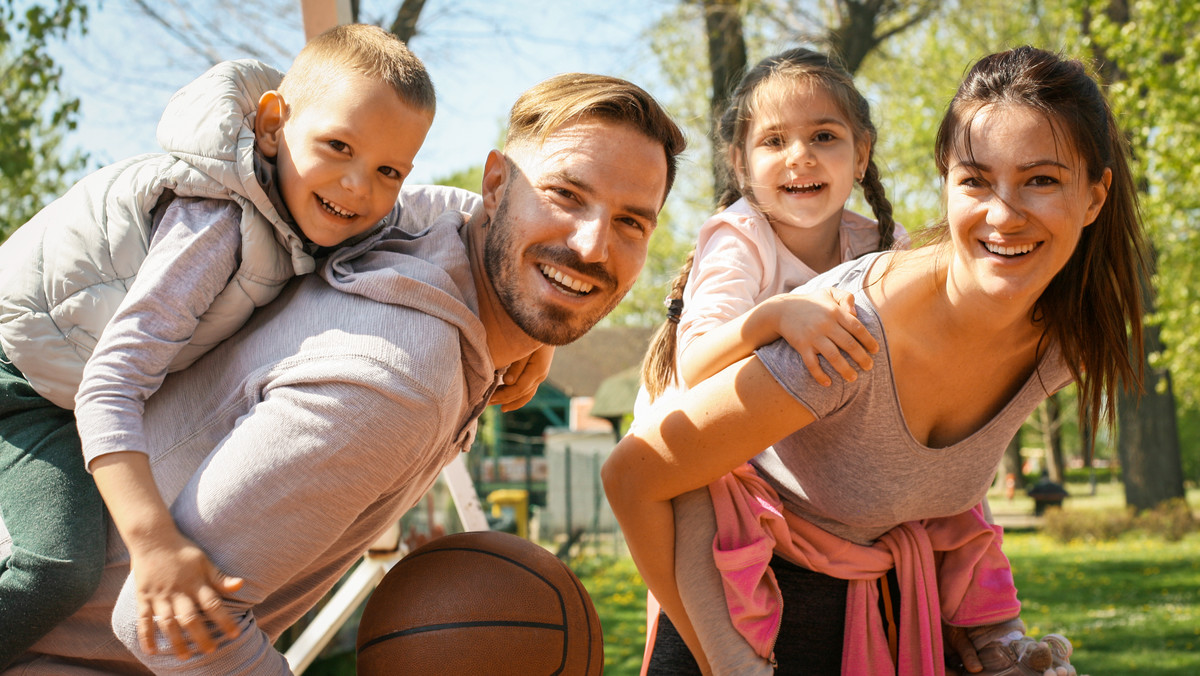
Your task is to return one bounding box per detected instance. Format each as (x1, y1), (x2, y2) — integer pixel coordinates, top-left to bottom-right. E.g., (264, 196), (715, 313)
(3, 186), (494, 675)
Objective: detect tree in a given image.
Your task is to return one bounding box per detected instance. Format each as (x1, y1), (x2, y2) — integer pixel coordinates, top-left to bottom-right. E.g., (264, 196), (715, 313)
(0, 0), (88, 240)
(1081, 0), (1191, 508)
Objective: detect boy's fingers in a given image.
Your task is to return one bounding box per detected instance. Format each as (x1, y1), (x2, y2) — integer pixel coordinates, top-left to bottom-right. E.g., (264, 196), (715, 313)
(174, 597), (216, 655)
(500, 389), (537, 412)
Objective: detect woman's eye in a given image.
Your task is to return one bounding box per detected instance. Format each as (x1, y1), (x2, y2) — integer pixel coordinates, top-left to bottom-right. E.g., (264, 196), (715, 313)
(1030, 175), (1059, 186)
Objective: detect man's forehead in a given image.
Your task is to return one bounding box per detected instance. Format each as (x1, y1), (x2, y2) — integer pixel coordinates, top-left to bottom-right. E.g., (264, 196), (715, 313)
(506, 119), (668, 206)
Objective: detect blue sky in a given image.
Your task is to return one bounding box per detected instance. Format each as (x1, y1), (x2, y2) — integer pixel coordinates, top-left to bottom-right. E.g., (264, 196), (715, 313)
(54, 1), (669, 184)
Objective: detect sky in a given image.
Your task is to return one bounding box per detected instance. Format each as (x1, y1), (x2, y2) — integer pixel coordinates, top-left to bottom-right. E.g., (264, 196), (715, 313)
(53, 0), (673, 185)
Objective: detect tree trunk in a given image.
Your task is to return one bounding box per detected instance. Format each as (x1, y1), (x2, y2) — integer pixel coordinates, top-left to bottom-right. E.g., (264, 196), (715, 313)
(700, 0), (747, 196)
(1040, 393), (1065, 483)
(1117, 285), (1186, 511)
(995, 432), (1025, 500)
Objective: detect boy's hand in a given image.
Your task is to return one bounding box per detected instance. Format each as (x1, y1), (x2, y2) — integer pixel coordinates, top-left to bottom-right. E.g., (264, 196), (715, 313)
(489, 345), (554, 412)
(130, 528), (244, 660)
(774, 289), (878, 386)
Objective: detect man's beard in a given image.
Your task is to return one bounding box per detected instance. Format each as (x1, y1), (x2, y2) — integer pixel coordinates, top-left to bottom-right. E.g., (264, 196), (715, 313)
(483, 197), (624, 346)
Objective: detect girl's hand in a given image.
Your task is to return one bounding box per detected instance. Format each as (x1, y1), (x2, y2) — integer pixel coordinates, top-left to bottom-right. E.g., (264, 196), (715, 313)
(129, 528), (244, 660)
(772, 288), (878, 386)
(489, 345), (554, 412)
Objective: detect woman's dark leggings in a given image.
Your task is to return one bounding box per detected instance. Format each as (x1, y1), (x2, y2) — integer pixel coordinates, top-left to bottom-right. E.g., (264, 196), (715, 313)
(647, 555), (901, 676)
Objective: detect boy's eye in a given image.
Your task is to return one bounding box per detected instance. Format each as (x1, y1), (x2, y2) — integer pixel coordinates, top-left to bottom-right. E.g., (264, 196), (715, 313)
(328, 140), (349, 153)
(379, 166), (402, 180)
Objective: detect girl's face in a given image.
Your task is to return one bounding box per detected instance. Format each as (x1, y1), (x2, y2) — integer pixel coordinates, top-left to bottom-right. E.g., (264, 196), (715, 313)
(735, 80), (868, 240)
(944, 103), (1110, 311)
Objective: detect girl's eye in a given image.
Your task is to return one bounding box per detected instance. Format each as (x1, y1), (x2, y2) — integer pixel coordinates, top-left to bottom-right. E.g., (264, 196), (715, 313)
(328, 140), (349, 153)
(761, 135), (784, 148)
(813, 130), (837, 143)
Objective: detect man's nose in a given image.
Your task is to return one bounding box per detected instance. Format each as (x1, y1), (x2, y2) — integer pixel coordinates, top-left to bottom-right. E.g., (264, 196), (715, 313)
(566, 214), (610, 263)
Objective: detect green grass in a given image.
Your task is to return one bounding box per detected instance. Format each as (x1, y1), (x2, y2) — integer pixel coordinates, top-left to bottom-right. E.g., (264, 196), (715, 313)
(1006, 532), (1200, 675)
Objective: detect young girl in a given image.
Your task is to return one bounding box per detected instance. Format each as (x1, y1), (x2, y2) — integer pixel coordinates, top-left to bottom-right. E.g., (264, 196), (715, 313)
(633, 47), (907, 673)
(609, 46), (1138, 676)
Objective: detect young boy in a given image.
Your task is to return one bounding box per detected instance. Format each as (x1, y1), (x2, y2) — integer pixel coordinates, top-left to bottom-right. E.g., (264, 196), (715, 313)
(0, 23), (441, 664)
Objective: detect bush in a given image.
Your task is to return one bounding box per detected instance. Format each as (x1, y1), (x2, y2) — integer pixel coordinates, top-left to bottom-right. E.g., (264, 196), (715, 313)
(1135, 498), (1197, 542)
(1040, 498), (1198, 543)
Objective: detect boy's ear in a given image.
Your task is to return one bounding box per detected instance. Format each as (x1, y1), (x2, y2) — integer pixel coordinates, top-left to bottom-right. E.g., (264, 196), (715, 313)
(255, 91), (287, 158)
(481, 150), (510, 216)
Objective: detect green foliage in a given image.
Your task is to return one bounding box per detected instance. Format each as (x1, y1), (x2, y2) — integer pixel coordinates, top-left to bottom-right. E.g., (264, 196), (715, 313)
(0, 0), (89, 241)
(1081, 0), (1200, 412)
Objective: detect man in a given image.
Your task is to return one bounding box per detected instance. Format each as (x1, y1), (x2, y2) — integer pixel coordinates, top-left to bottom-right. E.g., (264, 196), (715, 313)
(2, 72), (685, 675)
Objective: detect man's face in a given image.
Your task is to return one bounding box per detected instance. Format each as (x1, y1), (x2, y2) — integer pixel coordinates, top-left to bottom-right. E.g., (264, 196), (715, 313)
(481, 119), (668, 345)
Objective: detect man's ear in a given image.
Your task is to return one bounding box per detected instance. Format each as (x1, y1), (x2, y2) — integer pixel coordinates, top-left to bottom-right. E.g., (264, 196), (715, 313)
(481, 150), (509, 216)
(255, 91), (287, 158)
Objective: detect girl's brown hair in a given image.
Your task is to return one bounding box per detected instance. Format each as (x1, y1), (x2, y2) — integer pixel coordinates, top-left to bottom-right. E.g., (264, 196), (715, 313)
(641, 48), (895, 401)
(931, 46), (1148, 434)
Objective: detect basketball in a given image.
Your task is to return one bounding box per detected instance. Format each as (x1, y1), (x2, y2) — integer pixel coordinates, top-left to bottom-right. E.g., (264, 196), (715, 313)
(356, 530), (604, 675)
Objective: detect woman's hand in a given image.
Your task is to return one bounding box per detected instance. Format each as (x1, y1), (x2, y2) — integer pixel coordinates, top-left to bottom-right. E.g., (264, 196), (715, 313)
(129, 528), (244, 659)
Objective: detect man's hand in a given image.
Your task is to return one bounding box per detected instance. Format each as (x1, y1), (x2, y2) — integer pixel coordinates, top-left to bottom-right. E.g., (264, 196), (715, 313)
(489, 345), (554, 411)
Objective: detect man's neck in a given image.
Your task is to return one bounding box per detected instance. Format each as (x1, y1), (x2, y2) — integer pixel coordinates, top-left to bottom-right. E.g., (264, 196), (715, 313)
(463, 214), (545, 369)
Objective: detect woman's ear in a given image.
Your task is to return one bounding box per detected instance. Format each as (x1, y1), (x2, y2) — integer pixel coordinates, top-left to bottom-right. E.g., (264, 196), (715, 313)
(255, 91), (287, 158)
(1083, 167), (1113, 227)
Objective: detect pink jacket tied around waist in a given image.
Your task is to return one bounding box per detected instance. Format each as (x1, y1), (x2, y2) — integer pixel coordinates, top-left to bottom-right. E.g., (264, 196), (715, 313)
(709, 464), (1021, 675)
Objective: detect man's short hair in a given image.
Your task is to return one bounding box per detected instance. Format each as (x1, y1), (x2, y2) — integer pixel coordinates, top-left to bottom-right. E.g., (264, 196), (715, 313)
(280, 23), (436, 116)
(505, 73), (686, 201)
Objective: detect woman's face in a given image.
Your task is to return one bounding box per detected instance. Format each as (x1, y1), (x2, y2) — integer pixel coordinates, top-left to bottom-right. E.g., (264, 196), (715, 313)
(944, 103), (1110, 310)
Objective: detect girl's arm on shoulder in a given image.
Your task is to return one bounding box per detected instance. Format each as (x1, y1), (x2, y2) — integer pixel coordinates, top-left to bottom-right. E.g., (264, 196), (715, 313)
(602, 355), (815, 671)
(679, 288), (878, 389)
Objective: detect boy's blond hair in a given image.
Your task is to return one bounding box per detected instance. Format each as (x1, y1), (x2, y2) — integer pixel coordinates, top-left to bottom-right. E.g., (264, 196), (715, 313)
(279, 23), (435, 116)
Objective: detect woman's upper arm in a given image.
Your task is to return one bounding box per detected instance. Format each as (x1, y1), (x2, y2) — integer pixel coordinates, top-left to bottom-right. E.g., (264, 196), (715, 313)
(611, 355), (815, 503)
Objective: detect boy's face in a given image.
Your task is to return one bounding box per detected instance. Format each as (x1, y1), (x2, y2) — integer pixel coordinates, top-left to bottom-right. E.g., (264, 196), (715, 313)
(255, 71), (433, 247)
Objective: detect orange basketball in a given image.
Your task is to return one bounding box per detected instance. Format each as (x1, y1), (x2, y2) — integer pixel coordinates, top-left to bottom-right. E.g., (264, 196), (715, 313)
(356, 530), (604, 675)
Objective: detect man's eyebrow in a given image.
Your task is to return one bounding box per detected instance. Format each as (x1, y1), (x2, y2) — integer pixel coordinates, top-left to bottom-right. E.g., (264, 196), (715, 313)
(549, 170), (659, 224)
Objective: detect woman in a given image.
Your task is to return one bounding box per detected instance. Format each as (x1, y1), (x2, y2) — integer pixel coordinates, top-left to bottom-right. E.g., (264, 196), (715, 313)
(604, 46), (1146, 676)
